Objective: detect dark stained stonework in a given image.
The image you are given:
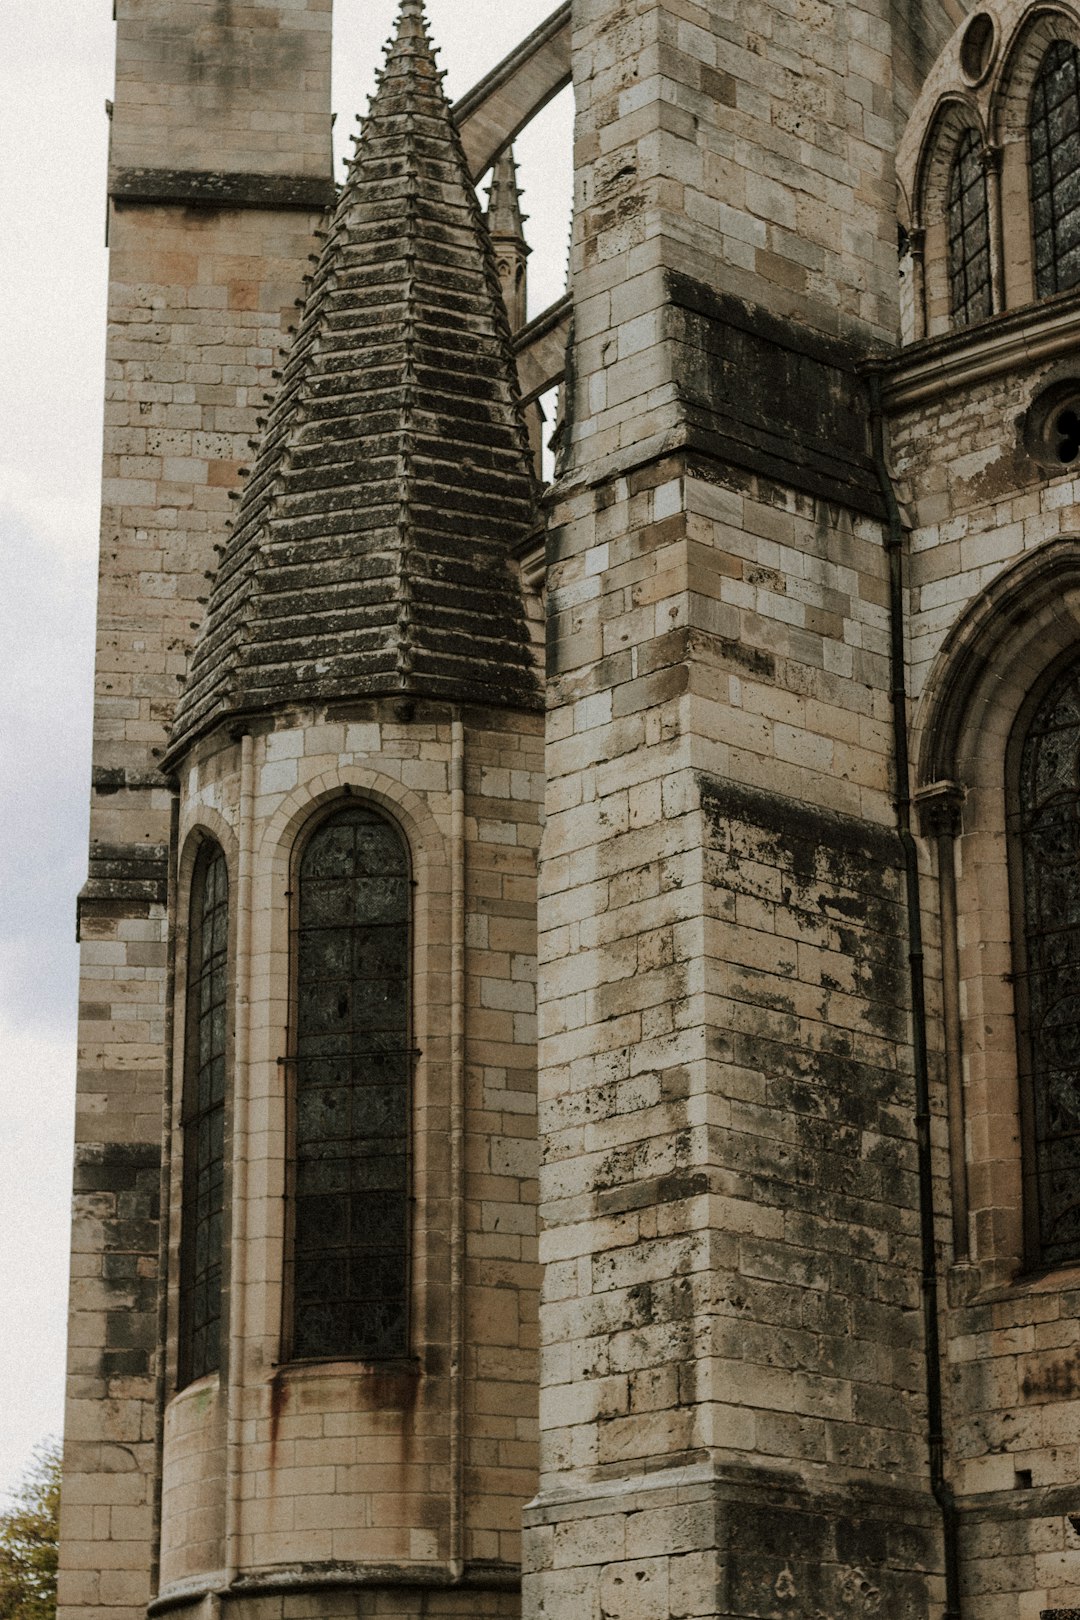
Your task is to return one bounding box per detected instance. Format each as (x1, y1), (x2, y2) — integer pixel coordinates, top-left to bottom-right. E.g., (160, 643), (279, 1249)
(72, 1144), (162, 1387)
(77, 845), (169, 930)
(718, 1468), (936, 1619)
(695, 775), (928, 1528)
(110, 168), (339, 212)
(667, 272), (889, 520)
(523, 1468), (938, 1620)
(169, 0), (539, 760)
(700, 773), (902, 871)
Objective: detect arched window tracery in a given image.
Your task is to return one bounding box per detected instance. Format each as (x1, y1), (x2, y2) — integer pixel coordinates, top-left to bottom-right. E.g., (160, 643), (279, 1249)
(178, 841), (229, 1388)
(1030, 39), (1080, 298)
(1016, 656), (1080, 1266)
(947, 128), (993, 326)
(290, 803), (411, 1361)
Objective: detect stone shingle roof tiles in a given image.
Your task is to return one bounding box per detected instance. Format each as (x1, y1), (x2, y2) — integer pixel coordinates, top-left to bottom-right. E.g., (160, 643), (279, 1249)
(169, 0), (540, 758)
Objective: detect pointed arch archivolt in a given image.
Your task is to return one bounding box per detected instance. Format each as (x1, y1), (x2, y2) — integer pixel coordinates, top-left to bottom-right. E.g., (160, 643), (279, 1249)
(917, 538), (1080, 787)
(914, 93), (990, 334)
(990, 3), (1080, 303)
(259, 762), (448, 888)
(916, 539), (1080, 1274)
(897, 0), (1080, 333)
(915, 93), (988, 228)
(990, 2), (1080, 142)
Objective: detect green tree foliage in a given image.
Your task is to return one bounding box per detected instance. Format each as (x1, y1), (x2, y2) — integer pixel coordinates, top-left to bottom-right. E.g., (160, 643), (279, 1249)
(0, 1443), (61, 1620)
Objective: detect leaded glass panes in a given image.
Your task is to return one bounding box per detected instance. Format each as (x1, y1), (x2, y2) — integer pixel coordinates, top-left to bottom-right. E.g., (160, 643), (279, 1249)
(1030, 41), (1080, 298)
(947, 129), (992, 327)
(1019, 660), (1080, 1265)
(178, 842), (229, 1387)
(292, 805), (410, 1360)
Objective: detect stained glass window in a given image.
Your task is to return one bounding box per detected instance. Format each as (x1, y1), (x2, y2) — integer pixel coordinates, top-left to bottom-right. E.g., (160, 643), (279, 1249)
(1030, 41), (1080, 299)
(292, 805), (410, 1360)
(947, 129), (992, 327)
(178, 842), (229, 1387)
(1018, 659), (1080, 1265)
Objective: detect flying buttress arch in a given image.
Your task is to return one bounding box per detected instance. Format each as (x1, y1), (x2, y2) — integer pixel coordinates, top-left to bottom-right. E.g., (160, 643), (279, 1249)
(453, 3), (573, 404)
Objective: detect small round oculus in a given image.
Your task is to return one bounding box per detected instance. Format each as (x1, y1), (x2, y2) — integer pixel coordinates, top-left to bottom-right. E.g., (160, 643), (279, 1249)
(1024, 379), (1080, 471)
(959, 12), (997, 85)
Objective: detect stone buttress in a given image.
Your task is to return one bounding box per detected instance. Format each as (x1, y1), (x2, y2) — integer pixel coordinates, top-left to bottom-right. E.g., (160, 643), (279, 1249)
(526, 0), (966, 1616)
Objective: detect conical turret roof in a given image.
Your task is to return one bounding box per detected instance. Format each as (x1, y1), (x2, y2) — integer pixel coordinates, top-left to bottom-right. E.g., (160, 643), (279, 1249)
(169, 0), (540, 758)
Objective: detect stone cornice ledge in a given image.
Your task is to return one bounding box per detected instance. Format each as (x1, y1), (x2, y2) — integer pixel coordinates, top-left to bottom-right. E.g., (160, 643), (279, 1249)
(876, 288), (1080, 410)
(110, 167), (338, 212)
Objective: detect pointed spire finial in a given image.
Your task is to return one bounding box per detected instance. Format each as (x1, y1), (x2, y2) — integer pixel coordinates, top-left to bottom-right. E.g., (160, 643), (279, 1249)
(487, 145), (530, 332)
(359, 0), (440, 129)
(390, 0), (434, 51)
(487, 145), (529, 245)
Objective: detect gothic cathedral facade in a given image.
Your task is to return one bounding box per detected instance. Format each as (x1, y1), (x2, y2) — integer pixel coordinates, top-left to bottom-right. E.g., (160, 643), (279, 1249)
(61, 1), (1080, 1617)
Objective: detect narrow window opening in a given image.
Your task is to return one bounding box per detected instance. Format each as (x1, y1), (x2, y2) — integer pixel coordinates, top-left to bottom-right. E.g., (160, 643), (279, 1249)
(1030, 40), (1080, 299)
(947, 129), (992, 328)
(1017, 658), (1080, 1267)
(290, 804), (411, 1361)
(178, 842), (229, 1388)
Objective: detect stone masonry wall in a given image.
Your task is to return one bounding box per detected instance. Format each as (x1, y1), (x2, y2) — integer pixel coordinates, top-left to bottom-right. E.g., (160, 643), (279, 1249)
(523, 0), (1013, 1604)
(527, 450), (944, 1619)
(110, 0), (332, 180)
(63, 197), (325, 1620)
(564, 0), (911, 487)
(61, 5), (333, 1618)
(885, 341), (1080, 1618)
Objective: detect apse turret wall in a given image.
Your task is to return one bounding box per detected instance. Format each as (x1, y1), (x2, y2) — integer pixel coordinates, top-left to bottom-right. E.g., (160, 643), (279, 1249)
(156, 700), (542, 1619)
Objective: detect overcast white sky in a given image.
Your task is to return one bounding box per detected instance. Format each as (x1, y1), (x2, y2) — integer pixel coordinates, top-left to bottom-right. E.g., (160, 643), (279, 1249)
(0, 0), (571, 1507)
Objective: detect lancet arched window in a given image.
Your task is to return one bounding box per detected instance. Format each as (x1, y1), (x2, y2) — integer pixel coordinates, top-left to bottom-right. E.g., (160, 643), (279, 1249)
(947, 129), (992, 326)
(178, 841), (229, 1387)
(290, 804), (411, 1361)
(1016, 657), (1080, 1266)
(1030, 40), (1080, 298)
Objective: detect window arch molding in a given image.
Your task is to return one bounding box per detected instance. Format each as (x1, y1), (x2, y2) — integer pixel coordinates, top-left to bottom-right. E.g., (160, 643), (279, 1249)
(255, 768), (451, 1373)
(916, 539), (1080, 1279)
(171, 813), (239, 1394)
(988, 4), (1080, 306)
(914, 95), (994, 335)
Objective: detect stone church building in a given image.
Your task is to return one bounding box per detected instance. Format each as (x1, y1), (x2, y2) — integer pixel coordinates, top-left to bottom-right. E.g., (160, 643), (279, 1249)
(60, 0), (1080, 1615)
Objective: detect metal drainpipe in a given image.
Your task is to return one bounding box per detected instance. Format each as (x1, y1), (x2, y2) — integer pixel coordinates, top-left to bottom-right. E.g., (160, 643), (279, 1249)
(932, 798), (970, 1262)
(869, 370), (963, 1620)
(151, 786), (181, 1598)
(449, 713), (467, 1581)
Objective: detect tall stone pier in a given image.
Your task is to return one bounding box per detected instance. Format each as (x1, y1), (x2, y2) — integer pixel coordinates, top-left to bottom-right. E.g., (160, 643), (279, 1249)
(526, 0), (958, 1613)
